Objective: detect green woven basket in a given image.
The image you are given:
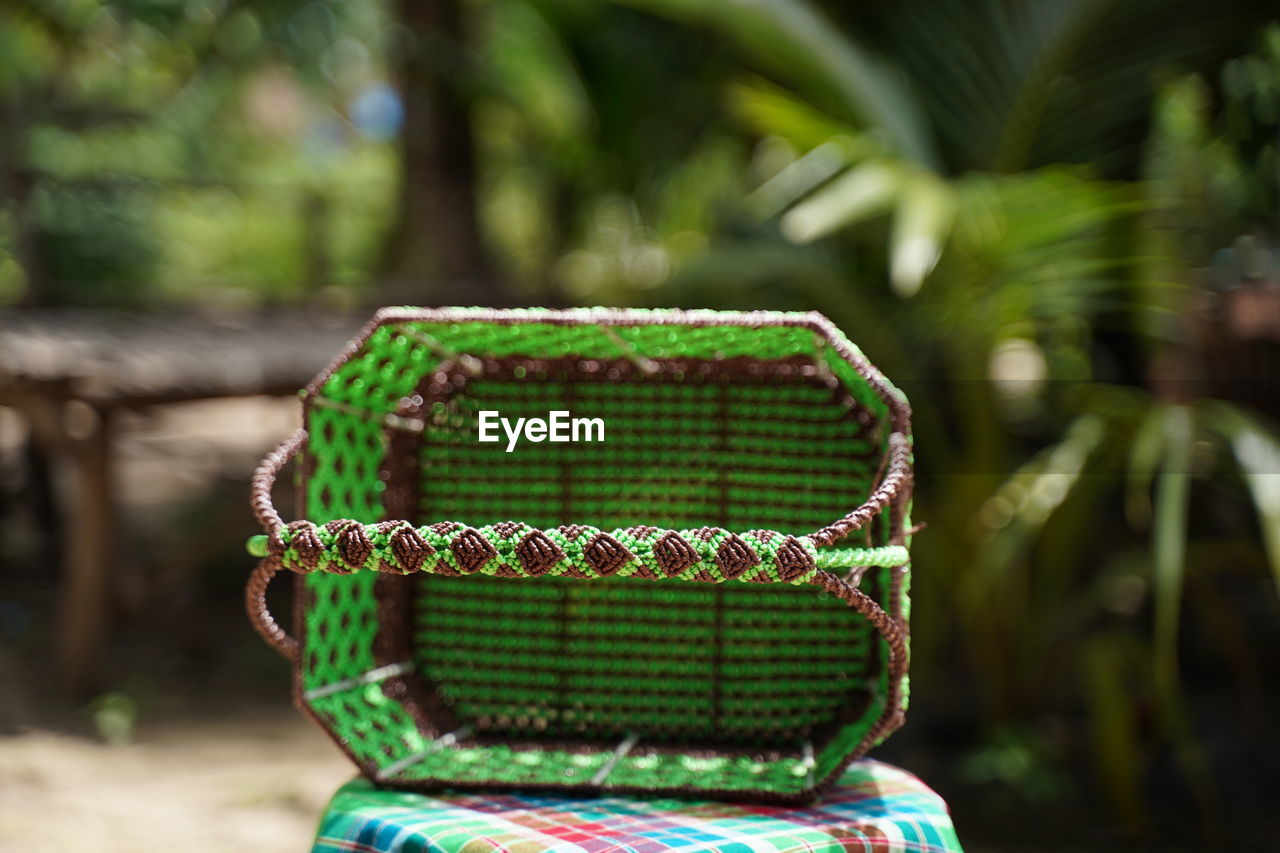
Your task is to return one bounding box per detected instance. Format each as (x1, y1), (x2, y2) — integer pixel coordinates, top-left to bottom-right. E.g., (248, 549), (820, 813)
(246, 307), (913, 804)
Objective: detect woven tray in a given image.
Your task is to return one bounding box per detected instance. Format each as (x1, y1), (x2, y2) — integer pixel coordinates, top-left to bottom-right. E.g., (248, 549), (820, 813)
(246, 307), (913, 804)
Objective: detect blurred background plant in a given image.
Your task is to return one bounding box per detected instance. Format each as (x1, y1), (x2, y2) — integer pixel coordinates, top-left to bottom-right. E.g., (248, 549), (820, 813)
(1, 0), (1278, 849)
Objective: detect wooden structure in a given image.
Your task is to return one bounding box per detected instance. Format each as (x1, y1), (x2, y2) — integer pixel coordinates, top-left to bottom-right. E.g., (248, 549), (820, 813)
(0, 309), (359, 692)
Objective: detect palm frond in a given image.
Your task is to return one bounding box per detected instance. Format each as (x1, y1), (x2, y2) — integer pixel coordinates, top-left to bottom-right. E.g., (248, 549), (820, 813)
(615, 0), (939, 167)
(779, 160), (900, 243)
(1210, 403), (1280, 596)
(1151, 404), (1192, 694)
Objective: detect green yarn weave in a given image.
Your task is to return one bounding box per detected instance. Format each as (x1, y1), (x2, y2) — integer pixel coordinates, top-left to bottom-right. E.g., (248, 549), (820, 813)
(290, 308), (911, 801)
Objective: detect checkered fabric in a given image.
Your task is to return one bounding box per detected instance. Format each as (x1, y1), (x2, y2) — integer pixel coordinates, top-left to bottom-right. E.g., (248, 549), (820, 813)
(311, 759), (963, 853)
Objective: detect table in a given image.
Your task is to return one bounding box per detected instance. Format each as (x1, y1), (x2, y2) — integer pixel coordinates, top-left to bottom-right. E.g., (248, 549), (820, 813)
(311, 759), (963, 853)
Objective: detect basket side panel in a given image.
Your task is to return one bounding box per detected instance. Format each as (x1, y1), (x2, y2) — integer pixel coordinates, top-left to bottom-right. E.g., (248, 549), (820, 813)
(299, 403), (424, 772)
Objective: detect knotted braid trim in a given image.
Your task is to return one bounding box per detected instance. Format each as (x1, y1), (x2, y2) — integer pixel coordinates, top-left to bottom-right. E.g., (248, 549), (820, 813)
(267, 520), (823, 585)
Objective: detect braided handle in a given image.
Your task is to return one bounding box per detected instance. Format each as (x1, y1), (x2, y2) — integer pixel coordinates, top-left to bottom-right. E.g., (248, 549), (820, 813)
(247, 427), (911, 583)
(803, 432), (912, 548)
(815, 569), (910, 743)
(251, 428), (305, 535)
(245, 430), (305, 661)
(245, 557), (298, 661)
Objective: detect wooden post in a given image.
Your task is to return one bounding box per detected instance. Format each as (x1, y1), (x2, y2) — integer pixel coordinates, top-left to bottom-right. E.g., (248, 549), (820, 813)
(55, 400), (114, 695)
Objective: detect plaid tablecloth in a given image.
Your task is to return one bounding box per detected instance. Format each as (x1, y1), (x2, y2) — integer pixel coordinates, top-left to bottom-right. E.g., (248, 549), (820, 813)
(311, 760), (963, 853)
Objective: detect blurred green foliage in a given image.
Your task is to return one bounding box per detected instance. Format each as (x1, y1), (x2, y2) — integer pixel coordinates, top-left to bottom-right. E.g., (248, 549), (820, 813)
(88, 690), (138, 746)
(0, 0), (396, 307)
(582, 3), (1280, 830)
(2, 0), (1279, 837)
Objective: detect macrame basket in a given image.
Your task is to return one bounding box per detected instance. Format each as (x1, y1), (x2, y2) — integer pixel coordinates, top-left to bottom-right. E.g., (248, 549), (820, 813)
(246, 307), (913, 804)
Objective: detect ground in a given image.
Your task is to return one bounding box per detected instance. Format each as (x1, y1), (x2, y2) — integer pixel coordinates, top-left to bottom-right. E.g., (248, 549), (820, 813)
(1, 711), (350, 852)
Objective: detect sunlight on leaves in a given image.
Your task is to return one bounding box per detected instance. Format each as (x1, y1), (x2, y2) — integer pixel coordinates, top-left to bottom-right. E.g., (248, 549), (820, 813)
(1213, 403), (1280, 596)
(780, 160), (898, 243)
(890, 172), (955, 297)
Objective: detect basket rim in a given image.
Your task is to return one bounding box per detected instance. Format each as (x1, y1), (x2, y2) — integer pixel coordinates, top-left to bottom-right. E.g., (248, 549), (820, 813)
(301, 307), (910, 430)
(282, 306), (912, 551)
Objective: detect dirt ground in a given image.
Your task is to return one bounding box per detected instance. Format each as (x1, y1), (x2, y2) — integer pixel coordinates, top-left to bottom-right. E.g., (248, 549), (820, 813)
(1, 713), (351, 852)
(1, 397), (353, 851)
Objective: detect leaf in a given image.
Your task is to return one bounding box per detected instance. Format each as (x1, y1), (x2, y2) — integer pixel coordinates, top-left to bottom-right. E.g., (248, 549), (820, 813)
(851, 0), (1273, 173)
(616, 0), (940, 168)
(1078, 635), (1146, 832)
(1125, 404), (1167, 529)
(889, 172), (955, 297)
(727, 77), (871, 153)
(1149, 639), (1220, 823)
(1210, 403), (1280, 597)
(748, 141), (849, 220)
(779, 160), (898, 243)
(1152, 404), (1192, 694)
(990, 0), (1113, 171)
(965, 413), (1107, 609)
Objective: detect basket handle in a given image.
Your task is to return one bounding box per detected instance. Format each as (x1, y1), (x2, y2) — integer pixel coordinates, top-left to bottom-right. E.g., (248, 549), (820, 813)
(245, 430), (306, 662)
(251, 428), (306, 535)
(804, 431), (912, 548)
(247, 428), (911, 580)
(246, 556), (298, 661)
(815, 568), (909, 740)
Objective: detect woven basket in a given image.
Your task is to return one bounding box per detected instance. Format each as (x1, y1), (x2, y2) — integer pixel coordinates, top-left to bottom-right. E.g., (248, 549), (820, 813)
(246, 307), (913, 804)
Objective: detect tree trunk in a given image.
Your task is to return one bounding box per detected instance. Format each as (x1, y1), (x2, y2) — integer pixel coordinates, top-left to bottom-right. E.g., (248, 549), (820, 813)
(379, 0), (501, 306)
